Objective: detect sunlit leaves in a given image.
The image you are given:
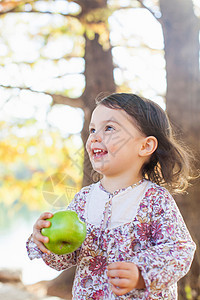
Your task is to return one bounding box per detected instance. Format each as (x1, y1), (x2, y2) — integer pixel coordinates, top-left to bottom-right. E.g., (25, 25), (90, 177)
(0, 8), (86, 98)
(0, 0), (23, 13)
(109, 7), (166, 102)
(0, 0), (82, 15)
(33, 1), (81, 15)
(0, 120), (83, 214)
(107, 0), (140, 9)
(0, 0), (168, 101)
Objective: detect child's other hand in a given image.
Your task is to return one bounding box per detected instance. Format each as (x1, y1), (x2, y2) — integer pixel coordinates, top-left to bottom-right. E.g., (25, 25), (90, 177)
(107, 261), (145, 296)
(32, 212), (53, 254)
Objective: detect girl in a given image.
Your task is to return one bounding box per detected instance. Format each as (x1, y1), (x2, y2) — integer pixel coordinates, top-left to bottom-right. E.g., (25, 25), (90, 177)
(27, 93), (196, 299)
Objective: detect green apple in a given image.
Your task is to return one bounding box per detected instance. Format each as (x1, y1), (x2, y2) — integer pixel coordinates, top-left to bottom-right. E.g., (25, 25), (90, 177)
(41, 210), (87, 255)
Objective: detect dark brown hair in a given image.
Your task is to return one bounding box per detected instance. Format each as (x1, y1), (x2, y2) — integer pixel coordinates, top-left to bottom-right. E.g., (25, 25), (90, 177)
(95, 92), (195, 194)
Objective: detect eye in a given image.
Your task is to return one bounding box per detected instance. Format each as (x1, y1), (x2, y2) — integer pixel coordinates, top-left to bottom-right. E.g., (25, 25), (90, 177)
(89, 128), (95, 134)
(105, 125), (114, 131)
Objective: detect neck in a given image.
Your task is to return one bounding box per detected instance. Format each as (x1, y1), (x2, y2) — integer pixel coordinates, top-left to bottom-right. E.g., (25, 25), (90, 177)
(100, 173), (143, 193)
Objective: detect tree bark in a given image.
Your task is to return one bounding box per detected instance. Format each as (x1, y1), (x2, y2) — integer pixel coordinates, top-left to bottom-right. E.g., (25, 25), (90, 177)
(46, 3), (115, 297)
(81, 32), (115, 187)
(160, 0), (200, 297)
(160, 0), (200, 135)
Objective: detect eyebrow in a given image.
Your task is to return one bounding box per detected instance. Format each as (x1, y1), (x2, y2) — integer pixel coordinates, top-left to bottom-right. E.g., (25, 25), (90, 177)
(89, 120), (121, 127)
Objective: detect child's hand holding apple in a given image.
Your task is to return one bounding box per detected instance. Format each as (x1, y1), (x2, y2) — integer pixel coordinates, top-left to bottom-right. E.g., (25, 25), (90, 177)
(32, 211), (87, 255)
(32, 212), (53, 254)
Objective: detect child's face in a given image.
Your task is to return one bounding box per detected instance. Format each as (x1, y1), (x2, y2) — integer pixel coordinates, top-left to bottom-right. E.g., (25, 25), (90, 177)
(86, 104), (146, 178)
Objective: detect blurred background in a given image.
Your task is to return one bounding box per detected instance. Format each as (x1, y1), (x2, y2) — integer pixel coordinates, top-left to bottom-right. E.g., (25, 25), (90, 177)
(0, 0), (199, 299)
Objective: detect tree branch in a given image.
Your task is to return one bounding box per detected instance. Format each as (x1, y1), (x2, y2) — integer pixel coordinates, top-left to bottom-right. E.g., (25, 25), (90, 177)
(0, 84), (84, 108)
(0, 5), (80, 18)
(52, 71), (84, 79)
(0, 10), (80, 18)
(52, 94), (84, 108)
(0, 54), (84, 67)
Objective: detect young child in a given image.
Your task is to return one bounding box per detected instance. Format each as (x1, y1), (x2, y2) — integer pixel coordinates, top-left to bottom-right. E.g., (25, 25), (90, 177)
(26, 93), (196, 299)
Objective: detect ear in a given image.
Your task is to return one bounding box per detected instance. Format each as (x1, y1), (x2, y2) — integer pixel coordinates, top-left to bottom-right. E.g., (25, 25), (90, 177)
(139, 136), (158, 157)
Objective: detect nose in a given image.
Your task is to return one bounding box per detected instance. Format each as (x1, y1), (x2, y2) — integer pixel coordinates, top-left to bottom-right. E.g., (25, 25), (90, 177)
(90, 132), (102, 143)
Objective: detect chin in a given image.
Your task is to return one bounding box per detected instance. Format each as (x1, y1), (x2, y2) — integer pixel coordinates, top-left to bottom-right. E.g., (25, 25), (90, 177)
(93, 167), (116, 178)
(92, 166), (104, 174)
(92, 163), (107, 174)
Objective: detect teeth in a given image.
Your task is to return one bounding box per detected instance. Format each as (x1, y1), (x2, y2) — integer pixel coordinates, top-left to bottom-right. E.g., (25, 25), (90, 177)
(93, 149), (103, 153)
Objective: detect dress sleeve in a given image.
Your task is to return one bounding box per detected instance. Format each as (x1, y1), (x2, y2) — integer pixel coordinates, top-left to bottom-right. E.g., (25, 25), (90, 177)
(26, 234), (79, 271)
(26, 191), (83, 271)
(131, 189), (196, 293)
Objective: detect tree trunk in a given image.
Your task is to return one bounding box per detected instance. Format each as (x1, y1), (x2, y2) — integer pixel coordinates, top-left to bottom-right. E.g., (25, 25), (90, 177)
(81, 33), (115, 187)
(160, 0), (200, 297)
(46, 3), (115, 297)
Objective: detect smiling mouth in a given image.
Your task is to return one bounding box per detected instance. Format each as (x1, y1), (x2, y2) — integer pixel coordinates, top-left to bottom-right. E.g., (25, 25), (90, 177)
(92, 149), (108, 159)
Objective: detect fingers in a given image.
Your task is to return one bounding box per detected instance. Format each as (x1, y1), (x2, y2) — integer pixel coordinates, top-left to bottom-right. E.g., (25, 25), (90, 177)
(40, 212), (54, 220)
(108, 275), (131, 296)
(108, 261), (130, 270)
(108, 270), (131, 296)
(107, 261), (141, 295)
(109, 277), (129, 288)
(107, 262), (131, 282)
(36, 219), (51, 230)
(34, 230), (49, 243)
(33, 212), (53, 230)
(107, 264), (130, 296)
(34, 240), (51, 255)
(32, 212), (53, 254)
(32, 230), (50, 254)
(107, 268), (129, 279)
(110, 285), (128, 296)
(32, 232), (50, 254)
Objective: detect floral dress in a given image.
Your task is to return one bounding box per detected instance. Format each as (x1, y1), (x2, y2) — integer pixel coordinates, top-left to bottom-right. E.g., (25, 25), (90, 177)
(26, 179), (196, 299)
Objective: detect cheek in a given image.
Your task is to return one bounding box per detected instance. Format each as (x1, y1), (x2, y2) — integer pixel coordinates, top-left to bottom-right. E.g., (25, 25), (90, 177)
(108, 136), (129, 154)
(107, 132), (131, 155)
(108, 144), (121, 156)
(109, 145), (117, 154)
(85, 138), (91, 154)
